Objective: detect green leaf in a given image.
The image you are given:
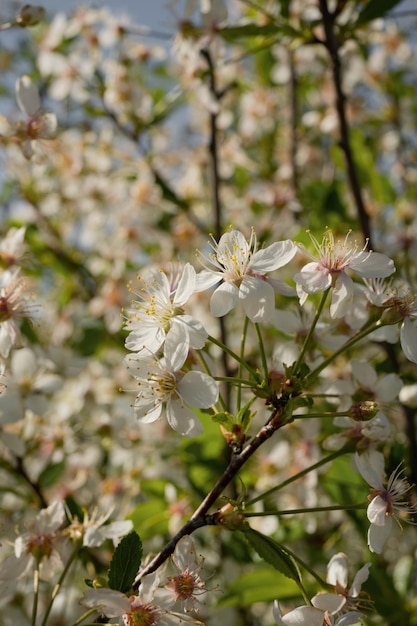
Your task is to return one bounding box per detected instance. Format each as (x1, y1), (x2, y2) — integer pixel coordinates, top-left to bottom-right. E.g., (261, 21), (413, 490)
(38, 460), (65, 488)
(240, 528), (301, 583)
(218, 567), (301, 607)
(108, 531), (142, 593)
(355, 0), (403, 26)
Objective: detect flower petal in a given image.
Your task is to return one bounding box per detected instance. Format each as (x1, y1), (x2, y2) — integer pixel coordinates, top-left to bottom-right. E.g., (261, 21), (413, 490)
(368, 517), (393, 553)
(16, 75), (40, 116)
(251, 240), (296, 272)
(294, 262), (332, 294)
(210, 282), (239, 317)
(330, 273), (353, 318)
(349, 251), (395, 278)
(166, 399), (204, 436)
(179, 371), (219, 408)
(240, 275), (275, 322)
(173, 263), (196, 306)
(367, 495), (387, 525)
(326, 552), (348, 588)
(312, 592), (345, 613)
(400, 317), (417, 364)
(349, 563), (371, 597)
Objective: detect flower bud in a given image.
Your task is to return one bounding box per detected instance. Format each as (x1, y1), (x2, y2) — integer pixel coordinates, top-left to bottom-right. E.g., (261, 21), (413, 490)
(216, 503), (247, 530)
(349, 401), (378, 421)
(15, 5), (46, 27)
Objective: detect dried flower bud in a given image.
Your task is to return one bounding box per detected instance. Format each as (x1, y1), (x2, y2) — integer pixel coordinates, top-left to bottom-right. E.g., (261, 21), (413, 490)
(349, 401), (378, 421)
(216, 503), (247, 530)
(15, 5), (46, 27)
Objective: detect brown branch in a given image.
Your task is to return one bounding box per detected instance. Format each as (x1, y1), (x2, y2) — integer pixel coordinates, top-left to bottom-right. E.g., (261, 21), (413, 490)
(133, 404), (286, 587)
(318, 0), (373, 248)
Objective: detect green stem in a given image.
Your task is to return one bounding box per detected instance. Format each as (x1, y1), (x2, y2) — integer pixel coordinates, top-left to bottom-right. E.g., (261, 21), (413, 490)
(292, 289), (330, 377)
(208, 334), (259, 379)
(254, 322), (269, 382)
(40, 546), (80, 626)
(245, 503), (366, 516)
(304, 318), (384, 388)
(246, 449), (348, 506)
(291, 410), (351, 420)
(70, 610), (101, 626)
(238, 316), (250, 409)
(32, 560), (40, 626)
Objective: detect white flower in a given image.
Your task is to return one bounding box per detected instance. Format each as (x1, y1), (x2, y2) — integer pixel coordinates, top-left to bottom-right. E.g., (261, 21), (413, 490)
(355, 450), (417, 553)
(325, 552), (371, 615)
(14, 75), (57, 159)
(196, 228), (296, 323)
(124, 354), (219, 436)
(124, 263), (207, 370)
(273, 595), (363, 626)
(294, 231), (395, 318)
(166, 536), (207, 612)
(0, 269), (38, 358)
(0, 501), (65, 581)
(0, 226), (26, 268)
(66, 507), (133, 548)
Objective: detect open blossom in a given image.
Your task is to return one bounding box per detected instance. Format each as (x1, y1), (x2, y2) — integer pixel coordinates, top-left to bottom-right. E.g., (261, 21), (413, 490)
(273, 596), (362, 626)
(319, 553), (371, 617)
(82, 571), (202, 625)
(66, 507), (133, 548)
(166, 536), (208, 612)
(0, 501), (65, 581)
(294, 230), (395, 318)
(124, 263), (207, 370)
(364, 279), (417, 364)
(355, 450), (417, 553)
(124, 353), (219, 436)
(0, 269), (38, 358)
(195, 228), (296, 323)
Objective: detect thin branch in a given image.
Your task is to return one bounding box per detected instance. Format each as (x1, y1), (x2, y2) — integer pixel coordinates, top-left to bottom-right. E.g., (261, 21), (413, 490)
(318, 0), (373, 247)
(133, 403), (286, 586)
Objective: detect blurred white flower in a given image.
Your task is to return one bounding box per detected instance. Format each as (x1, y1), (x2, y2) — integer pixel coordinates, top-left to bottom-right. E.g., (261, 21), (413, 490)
(295, 231), (395, 318)
(355, 450), (417, 553)
(124, 263), (207, 370)
(0, 269), (38, 358)
(196, 228), (296, 323)
(14, 75), (57, 158)
(66, 507), (133, 548)
(166, 536), (207, 612)
(124, 354), (218, 436)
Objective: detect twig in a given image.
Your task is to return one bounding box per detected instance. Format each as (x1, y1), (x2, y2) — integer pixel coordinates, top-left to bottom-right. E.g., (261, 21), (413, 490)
(318, 0), (373, 247)
(133, 403), (286, 586)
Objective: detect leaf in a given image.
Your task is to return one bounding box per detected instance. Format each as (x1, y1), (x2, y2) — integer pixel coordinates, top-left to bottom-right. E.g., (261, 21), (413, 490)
(38, 460), (65, 488)
(218, 567), (301, 607)
(240, 528), (301, 583)
(355, 0), (403, 26)
(219, 23), (299, 42)
(108, 531), (142, 593)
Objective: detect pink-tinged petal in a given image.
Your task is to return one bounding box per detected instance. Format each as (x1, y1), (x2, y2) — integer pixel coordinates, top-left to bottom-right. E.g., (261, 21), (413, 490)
(330, 273), (353, 318)
(81, 588), (129, 617)
(349, 563), (371, 597)
(367, 495), (387, 525)
(251, 240), (296, 272)
(312, 592), (345, 613)
(326, 553), (348, 588)
(173, 263), (196, 306)
(210, 282), (239, 317)
(194, 270), (222, 292)
(294, 262), (332, 294)
(349, 251), (395, 278)
(400, 317), (417, 364)
(16, 75), (40, 116)
(166, 399), (204, 436)
(368, 517), (392, 553)
(354, 450), (385, 489)
(240, 276), (275, 323)
(179, 371), (219, 408)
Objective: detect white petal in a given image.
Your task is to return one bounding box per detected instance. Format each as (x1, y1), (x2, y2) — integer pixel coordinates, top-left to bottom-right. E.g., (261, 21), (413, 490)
(350, 359), (377, 389)
(173, 263), (196, 306)
(330, 273), (353, 318)
(312, 592), (345, 613)
(99, 520), (134, 542)
(349, 563), (371, 597)
(326, 553), (348, 588)
(367, 495), (387, 525)
(400, 318), (417, 364)
(165, 321), (189, 371)
(179, 371), (219, 407)
(336, 611), (364, 626)
(251, 240), (296, 272)
(354, 450), (385, 488)
(294, 262), (332, 294)
(210, 282), (239, 317)
(125, 326), (164, 353)
(280, 605), (326, 626)
(166, 399), (204, 436)
(194, 270), (222, 292)
(375, 373), (402, 402)
(240, 276), (275, 322)
(368, 517), (392, 553)
(81, 588), (129, 617)
(134, 401), (162, 423)
(349, 251), (395, 278)
(176, 315), (207, 349)
(16, 75), (40, 116)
